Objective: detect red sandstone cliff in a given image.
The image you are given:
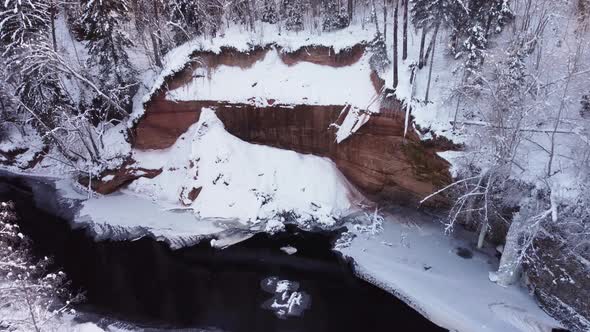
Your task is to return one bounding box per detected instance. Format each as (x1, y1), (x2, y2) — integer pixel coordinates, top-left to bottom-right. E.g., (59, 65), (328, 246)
(125, 44), (452, 207)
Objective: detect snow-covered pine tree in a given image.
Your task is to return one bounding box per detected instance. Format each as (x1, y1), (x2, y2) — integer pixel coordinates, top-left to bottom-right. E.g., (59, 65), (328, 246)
(166, 0), (223, 43)
(0, 0), (50, 53)
(469, 0), (513, 38)
(0, 0), (70, 129)
(462, 25), (487, 70)
(410, 0), (469, 56)
(281, 0), (306, 31)
(410, 0), (441, 32)
(460, 0), (513, 71)
(80, 0), (134, 85)
(261, 0), (279, 24)
(80, 0), (135, 115)
(322, 0), (350, 31)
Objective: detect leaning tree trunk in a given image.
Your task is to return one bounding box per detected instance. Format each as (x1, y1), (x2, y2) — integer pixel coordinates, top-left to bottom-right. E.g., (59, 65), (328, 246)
(424, 23), (439, 102)
(371, 0), (381, 37)
(418, 28), (427, 68)
(494, 214), (525, 287)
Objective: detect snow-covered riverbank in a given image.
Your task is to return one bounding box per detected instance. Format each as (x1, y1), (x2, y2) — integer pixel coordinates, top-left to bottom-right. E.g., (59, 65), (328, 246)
(75, 190), (563, 332)
(338, 207), (561, 332)
(1, 172), (559, 332)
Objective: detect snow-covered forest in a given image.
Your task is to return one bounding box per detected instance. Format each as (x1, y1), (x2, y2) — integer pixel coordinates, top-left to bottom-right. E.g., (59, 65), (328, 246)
(1, 0), (589, 331)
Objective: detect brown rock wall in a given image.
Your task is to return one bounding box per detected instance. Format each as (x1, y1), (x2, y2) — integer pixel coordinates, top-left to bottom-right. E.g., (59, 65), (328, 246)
(135, 100), (450, 206)
(131, 44), (452, 206)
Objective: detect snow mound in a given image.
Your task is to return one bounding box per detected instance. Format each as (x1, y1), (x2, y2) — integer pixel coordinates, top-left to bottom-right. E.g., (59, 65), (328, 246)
(130, 108), (365, 225)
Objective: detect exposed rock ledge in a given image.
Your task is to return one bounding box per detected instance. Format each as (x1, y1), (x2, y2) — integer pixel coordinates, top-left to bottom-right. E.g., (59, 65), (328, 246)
(122, 44), (453, 207)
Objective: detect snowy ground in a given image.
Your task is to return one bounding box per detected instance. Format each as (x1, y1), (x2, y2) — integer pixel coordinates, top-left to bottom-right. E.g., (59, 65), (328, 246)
(338, 208), (561, 332)
(0, 124), (44, 168)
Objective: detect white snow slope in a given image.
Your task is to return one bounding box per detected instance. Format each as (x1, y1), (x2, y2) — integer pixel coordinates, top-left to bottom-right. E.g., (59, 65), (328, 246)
(129, 108), (365, 226)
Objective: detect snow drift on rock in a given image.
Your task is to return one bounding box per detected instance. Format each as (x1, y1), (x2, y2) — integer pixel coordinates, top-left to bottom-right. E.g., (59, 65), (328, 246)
(130, 108), (365, 224)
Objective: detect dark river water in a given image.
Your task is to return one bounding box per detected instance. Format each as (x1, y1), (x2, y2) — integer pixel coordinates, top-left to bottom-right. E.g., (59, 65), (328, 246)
(0, 175), (446, 332)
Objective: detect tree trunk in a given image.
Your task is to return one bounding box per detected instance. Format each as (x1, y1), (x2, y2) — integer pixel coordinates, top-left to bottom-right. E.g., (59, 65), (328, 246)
(312, 0), (320, 31)
(152, 0), (162, 67)
(248, 0), (256, 32)
(371, 0), (381, 37)
(348, 0), (354, 23)
(493, 215), (524, 287)
(24, 289), (41, 332)
(50, 2), (58, 53)
(424, 23), (439, 102)
(418, 28), (427, 68)
(423, 29), (436, 66)
(108, 35), (122, 85)
(402, 0), (408, 60)
(150, 33), (162, 67)
(383, 0), (387, 41)
(477, 218), (488, 249)
(393, 0), (399, 88)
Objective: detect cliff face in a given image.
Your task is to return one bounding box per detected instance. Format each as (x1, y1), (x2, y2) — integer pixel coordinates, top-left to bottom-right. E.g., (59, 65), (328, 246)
(131, 45), (452, 206)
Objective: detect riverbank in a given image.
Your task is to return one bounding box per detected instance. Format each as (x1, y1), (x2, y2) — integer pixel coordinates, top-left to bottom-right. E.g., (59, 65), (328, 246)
(0, 174), (444, 332)
(0, 171), (562, 332)
(337, 207), (561, 332)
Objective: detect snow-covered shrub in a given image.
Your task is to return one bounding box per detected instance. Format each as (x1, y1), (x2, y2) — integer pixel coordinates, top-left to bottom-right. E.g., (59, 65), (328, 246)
(0, 201), (81, 331)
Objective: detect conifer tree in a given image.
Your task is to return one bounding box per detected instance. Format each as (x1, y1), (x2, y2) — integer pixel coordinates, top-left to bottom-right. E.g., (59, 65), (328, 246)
(166, 0), (223, 42)
(80, 0), (134, 115)
(0, 0), (50, 53)
(80, 0), (134, 87)
(281, 0), (306, 31)
(261, 0), (279, 24)
(322, 0), (349, 31)
(0, 0), (67, 127)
